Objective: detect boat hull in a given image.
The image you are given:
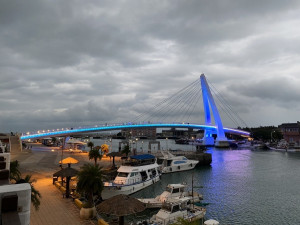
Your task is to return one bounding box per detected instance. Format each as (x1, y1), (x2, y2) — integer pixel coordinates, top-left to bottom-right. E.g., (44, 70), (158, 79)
(102, 175), (160, 199)
(162, 161), (198, 174)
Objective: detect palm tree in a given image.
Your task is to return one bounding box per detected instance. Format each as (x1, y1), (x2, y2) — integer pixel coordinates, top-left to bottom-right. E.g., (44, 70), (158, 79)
(16, 175), (42, 211)
(87, 141), (94, 151)
(88, 147), (103, 165)
(121, 144), (131, 157)
(10, 160), (21, 182)
(76, 164), (104, 207)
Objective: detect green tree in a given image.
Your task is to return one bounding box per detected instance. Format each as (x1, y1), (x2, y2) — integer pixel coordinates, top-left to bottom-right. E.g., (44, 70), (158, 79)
(16, 175), (42, 211)
(10, 160), (21, 182)
(121, 144), (131, 157)
(76, 164), (104, 207)
(88, 147), (103, 165)
(87, 141), (94, 151)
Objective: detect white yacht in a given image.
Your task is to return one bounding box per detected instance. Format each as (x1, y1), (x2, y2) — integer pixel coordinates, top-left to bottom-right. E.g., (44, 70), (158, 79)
(158, 151), (198, 174)
(139, 183), (203, 208)
(149, 198), (206, 225)
(102, 154), (161, 199)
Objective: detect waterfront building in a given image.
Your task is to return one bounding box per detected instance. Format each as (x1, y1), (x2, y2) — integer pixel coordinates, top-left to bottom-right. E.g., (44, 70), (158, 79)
(0, 137), (31, 224)
(161, 128), (200, 138)
(121, 127), (156, 139)
(278, 121), (300, 144)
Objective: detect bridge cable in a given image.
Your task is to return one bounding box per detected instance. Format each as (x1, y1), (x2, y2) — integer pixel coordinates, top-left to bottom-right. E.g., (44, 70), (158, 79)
(207, 80), (249, 128)
(149, 81), (198, 122)
(163, 80), (201, 123)
(135, 79), (200, 123)
(178, 83), (202, 123)
(132, 79), (199, 123)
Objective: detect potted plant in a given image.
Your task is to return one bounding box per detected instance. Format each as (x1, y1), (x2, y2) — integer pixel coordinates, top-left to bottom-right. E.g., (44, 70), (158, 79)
(76, 163), (104, 219)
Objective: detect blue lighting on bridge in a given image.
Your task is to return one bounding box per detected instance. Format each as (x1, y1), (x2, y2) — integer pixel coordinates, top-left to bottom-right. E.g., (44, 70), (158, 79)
(20, 123), (250, 140)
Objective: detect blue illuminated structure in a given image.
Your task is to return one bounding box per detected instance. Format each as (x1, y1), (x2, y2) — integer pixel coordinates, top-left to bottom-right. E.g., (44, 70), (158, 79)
(200, 74), (229, 147)
(20, 74), (250, 142)
(20, 123), (250, 140)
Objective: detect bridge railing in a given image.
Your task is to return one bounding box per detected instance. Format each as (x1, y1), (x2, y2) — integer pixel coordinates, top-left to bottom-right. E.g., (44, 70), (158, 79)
(21, 121), (195, 136)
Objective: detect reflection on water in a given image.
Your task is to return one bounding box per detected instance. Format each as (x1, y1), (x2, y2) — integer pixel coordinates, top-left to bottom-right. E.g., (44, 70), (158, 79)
(93, 138), (300, 224)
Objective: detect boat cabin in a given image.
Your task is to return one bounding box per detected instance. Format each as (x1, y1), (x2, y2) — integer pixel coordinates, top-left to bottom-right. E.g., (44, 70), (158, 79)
(161, 198), (189, 213)
(113, 154), (160, 185)
(123, 154), (156, 166)
(159, 184), (187, 202)
(165, 184), (185, 194)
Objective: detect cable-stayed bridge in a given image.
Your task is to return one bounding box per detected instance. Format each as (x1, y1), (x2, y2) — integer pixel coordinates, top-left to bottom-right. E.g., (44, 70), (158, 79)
(20, 74), (250, 147)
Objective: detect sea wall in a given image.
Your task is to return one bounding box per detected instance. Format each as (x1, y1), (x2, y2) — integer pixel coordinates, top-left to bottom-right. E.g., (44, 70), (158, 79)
(188, 152), (212, 166)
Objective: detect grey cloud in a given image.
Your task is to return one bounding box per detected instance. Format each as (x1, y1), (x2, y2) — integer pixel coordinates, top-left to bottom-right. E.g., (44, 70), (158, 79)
(1, 0), (300, 132)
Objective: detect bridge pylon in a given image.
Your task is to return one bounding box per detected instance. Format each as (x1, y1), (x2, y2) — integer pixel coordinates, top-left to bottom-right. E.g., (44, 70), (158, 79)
(200, 74), (229, 147)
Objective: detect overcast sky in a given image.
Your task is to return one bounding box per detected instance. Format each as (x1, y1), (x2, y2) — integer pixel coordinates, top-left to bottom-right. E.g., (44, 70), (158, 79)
(1, 0), (300, 133)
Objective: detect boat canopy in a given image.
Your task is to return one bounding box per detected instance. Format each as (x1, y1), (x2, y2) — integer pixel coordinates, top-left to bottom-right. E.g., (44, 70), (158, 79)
(130, 154), (155, 160)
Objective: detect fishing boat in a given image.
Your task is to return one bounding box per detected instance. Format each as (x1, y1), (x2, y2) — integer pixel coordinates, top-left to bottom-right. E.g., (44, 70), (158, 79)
(157, 150), (198, 173)
(149, 198), (206, 225)
(102, 154), (161, 199)
(138, 183), (203, 208)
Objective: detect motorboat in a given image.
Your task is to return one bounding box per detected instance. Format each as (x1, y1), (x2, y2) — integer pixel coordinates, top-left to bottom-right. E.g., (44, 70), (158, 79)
(138, 183), (203, 208)
(102, 154), (161, 199)
(268, 139), (299, 152)
(157, 150), (198, 174)
(149, 198), (206, 225)
(236, 140), (252, 149)
(204, 219), (220, 225)
(252, 141), (268, 150)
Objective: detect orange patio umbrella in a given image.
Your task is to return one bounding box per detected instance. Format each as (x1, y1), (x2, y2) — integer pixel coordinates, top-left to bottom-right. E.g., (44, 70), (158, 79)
(59, 157), (79, 165)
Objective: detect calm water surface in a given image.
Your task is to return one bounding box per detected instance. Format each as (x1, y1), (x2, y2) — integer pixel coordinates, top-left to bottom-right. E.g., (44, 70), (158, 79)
(93, 138), (300, 224)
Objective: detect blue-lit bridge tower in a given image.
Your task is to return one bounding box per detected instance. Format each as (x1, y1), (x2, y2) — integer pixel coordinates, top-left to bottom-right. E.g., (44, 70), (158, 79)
(200, 74), (229, 147)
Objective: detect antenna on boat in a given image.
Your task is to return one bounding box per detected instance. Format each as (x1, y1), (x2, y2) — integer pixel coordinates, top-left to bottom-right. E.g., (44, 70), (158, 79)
(192, 172), (194, 209)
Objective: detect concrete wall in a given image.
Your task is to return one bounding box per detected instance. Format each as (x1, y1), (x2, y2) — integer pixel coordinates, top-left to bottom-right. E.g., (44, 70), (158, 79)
(0, 183), (31, 225)
(9, 136), (22, 153)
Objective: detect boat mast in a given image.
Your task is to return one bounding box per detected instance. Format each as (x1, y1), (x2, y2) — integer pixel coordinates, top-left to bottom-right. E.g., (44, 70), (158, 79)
(192, 173), (194, 209)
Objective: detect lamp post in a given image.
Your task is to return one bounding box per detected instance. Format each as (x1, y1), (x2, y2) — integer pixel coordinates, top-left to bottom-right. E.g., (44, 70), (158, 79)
(271, 130), (275, 143)
(109, 138), (112, 153)
(166, 137), (168, 150)
(135, 138), (138, 153)
(191, 136), (194, 151)
(110, 132), (112, 153)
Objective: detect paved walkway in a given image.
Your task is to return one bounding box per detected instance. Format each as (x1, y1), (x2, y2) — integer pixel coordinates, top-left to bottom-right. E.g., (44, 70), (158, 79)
(30, 177), (94, 225)
(10, 144), (122, 225)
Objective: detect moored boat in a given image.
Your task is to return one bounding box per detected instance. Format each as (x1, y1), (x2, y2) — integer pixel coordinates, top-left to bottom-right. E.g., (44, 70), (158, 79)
(102, 154), (161, 199)
(149, 198), (206, 225)
(138, 183), (203, 208)
(157, 150), (198, 174)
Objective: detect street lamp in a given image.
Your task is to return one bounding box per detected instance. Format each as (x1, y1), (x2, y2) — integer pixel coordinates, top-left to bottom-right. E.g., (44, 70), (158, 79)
(166, 137), (168, 150)
(271, 130), (276, 142)
(191, 137), (194, 151)
(135, 138), (138, 153)
(109, 138), (112, 153)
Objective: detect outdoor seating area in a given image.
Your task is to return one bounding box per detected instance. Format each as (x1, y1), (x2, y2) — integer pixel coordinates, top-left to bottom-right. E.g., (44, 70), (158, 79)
(53, 179), (79, 199)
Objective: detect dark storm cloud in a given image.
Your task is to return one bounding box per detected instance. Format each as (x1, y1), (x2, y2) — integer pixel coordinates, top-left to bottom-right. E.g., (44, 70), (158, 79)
(1, 0), (300, 132)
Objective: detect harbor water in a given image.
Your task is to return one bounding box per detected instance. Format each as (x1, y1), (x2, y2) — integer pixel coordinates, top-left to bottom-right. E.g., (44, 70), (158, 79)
(92, 138), (300, 225)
